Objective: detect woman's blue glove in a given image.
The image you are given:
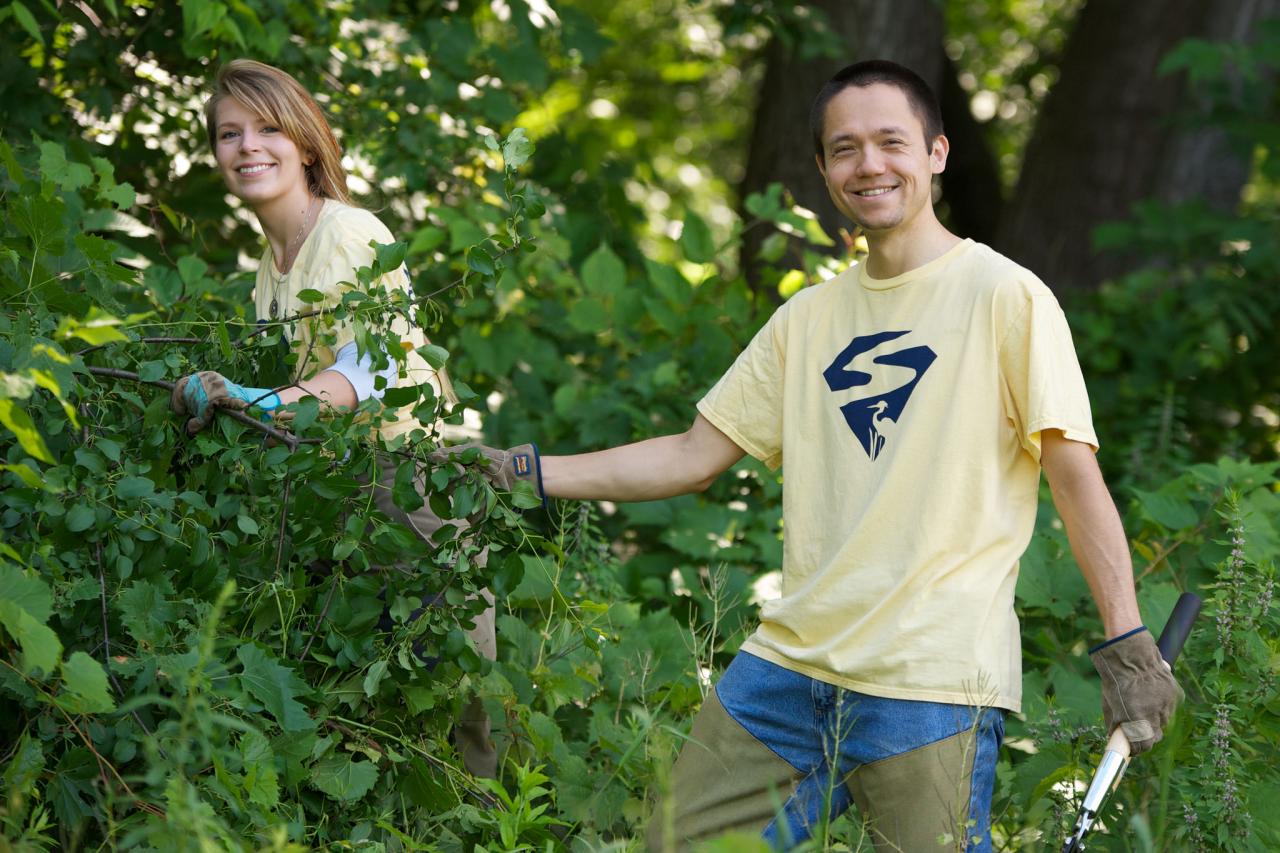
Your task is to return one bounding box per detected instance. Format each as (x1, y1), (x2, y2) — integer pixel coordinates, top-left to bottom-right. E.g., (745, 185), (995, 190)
(171, 370), (280, 435)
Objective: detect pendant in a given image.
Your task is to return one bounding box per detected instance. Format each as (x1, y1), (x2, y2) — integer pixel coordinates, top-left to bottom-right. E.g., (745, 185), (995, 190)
(269, 298), (279, 319)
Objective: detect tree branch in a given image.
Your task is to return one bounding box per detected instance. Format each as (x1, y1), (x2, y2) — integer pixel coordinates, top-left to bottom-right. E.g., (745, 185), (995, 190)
(84, 367), (317, 450)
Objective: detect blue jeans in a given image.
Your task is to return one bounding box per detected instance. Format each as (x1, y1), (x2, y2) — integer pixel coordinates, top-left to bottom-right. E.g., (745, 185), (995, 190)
(705, 651), (1005, 851)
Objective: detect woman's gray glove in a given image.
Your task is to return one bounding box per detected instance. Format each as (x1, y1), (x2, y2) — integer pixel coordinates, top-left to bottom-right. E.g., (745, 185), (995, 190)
(1089, 627), (1183, 754)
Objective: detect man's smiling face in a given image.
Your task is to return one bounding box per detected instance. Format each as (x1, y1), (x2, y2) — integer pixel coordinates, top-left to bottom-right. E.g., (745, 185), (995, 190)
(816, 83), (948, 236)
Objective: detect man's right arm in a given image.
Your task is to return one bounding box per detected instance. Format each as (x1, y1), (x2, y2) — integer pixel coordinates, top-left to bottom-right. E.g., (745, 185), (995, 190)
(539, 414), (746, 501)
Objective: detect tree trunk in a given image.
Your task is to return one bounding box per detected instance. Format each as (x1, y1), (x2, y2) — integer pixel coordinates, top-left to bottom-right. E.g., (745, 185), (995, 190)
(996, 0), (1277, 294)
(738, 0), (946, 297)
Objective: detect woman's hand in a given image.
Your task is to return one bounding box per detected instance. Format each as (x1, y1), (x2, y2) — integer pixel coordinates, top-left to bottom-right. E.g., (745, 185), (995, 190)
(171, 370), (281, 434)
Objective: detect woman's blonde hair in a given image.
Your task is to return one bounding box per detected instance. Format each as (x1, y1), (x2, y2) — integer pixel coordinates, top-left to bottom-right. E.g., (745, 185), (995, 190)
(205, 59), (352, 204)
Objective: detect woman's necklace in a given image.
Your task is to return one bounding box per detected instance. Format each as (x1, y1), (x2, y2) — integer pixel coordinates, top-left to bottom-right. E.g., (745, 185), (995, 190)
(269, 196), (317, 319)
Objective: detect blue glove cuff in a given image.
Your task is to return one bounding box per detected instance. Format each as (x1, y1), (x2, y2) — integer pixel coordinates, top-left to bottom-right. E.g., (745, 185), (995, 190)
(531, 441), (546, 509)
(1089, 625), (1148, 654)
(247, 389), (281, 411)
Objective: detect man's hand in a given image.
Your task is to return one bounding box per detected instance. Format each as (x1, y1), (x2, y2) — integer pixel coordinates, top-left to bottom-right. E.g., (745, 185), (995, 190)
(429, 442), (544, 504)
(171, 370), (281, 435)
(1089, 627), (1183, 754)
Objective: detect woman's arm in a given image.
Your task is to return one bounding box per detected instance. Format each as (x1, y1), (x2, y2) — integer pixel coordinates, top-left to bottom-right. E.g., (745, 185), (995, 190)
(275, 369), (358, 410)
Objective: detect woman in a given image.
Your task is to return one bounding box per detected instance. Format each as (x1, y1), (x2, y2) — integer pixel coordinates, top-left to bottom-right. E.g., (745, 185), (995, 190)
(173, 59), (542, 777)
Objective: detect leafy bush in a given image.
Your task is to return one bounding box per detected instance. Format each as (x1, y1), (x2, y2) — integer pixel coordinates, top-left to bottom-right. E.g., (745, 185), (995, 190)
(2, 3), (1278, 851)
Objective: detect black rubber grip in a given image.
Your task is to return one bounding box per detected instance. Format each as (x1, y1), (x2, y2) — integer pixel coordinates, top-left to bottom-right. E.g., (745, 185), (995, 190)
(1156, 592), (1202, 665)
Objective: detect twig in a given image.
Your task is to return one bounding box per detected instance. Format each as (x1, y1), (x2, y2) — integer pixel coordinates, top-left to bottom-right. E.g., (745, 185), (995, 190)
(76, 336), (203, 357)
(85, 366), (318, 450)
(275, 475), (291, 574)
(325, 718), (385, 756)
(234, 246), (515, 346)
(328, 714), (498, 808)
(300, 572), (340, 660)
(0, 659), (167, 819)
(95, 542), (162, 747)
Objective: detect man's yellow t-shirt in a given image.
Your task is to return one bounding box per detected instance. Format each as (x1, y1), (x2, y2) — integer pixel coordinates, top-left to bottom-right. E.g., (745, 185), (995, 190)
(697, 239), (1097, 712)
(253, 200), (452, 442)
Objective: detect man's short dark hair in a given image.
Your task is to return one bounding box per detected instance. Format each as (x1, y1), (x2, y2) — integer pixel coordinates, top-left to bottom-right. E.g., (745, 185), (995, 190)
(810, 60), (943, 159)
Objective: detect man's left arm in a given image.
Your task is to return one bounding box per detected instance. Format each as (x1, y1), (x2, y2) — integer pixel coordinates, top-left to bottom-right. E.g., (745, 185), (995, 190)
(1040, 428), (1182, 753)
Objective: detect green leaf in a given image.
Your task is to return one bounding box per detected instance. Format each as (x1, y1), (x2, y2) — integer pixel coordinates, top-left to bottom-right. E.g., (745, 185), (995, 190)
(362, 660), (389, 697)
(392, 460), (425, 512)
(416, 344), (449, 369)
(118, 580), (176, 646)
(0, 565), (52, 624)
(510, 480), (543, 509)
(1133, 488), (1200, 531)
(2, 462), (47, 490)
(116, 475), (155, 500)
(65, 504), (95, 532)
(237, 644), (314, 732)
(296, 288), (325, 304)
(0, 400), (53, 462)
(382, 382), (431, 409)
(310, 754), (379, 802)
(58, 652), (116, 714)
(679, 211), (715, 263)
(216, 322), (232, 360)
(2, 734), (45, 799)
(144, 265), (183, 306)
(177, 255), (208, 286)
(581, 243), (626, 296)
(101, 181), (135, 209)
(567, 297), (610, 334)
(237, 515), (260, 535)
(39, 142), (95, 192)
(0, 138), (23, 183)
(11, 1), (43, 45)
(55, 309), (128, 346)
(466, 245), (495, 276)
(241, 731), (280, 807)
(333, 537), (357, 561)
(373, 240), (407, 272)
(137, 360), (166, 382)
(501, 127), (534, 169)
(409, 226), (445, 257)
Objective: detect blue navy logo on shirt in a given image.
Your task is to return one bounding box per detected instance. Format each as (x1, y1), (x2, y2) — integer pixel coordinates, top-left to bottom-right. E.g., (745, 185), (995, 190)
(822, 331), (936, 460)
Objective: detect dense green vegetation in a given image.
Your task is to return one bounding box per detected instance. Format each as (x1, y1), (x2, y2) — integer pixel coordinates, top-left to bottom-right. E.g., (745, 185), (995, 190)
(1, 2), (1277, 850)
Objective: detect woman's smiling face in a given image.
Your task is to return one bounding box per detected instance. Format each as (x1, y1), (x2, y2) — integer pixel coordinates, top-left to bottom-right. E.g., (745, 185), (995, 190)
(212, 96), (312, 210)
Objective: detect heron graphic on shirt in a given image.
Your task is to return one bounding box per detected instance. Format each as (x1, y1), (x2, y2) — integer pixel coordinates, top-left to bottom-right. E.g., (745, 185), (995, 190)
(868, 399), (894, 460)
(822, 330), (936, 460)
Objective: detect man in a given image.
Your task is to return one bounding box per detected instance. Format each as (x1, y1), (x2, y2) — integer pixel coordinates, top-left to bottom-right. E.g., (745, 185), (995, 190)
(508, 61), (1179, 850)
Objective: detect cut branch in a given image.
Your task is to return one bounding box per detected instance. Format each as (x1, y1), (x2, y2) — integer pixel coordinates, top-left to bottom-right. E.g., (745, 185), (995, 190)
(84, 367), (317, 451)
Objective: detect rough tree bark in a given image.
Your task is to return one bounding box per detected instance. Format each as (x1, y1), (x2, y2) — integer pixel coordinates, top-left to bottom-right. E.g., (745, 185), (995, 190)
(996, 0), (1277, 293)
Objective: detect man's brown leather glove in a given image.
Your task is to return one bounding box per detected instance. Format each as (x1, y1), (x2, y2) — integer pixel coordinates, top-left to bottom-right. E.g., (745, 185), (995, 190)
(428, 442), (544, 506)
(1089, 627), (1183, 754)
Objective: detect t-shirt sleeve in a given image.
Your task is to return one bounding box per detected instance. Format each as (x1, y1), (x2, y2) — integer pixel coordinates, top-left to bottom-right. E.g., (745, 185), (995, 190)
(998, 287), (1098, 462)
(696, 304), (788, 470)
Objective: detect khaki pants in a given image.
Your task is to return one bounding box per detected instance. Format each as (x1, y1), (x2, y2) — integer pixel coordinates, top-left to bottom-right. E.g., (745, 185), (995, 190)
(366, 451), (498, 778)
(647, 652), (1004, 852)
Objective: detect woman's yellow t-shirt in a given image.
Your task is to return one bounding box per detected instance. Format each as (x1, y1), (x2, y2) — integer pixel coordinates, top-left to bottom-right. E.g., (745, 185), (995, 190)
(253, 200), (454, 443)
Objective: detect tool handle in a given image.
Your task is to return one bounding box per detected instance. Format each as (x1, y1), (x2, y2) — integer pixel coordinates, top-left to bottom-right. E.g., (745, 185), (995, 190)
(1156, 592), (1202, 666)
(1103, 726), (1131, 761)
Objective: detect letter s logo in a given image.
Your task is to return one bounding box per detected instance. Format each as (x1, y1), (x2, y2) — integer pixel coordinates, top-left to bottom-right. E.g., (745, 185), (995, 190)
(822, 331), (936, 460)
